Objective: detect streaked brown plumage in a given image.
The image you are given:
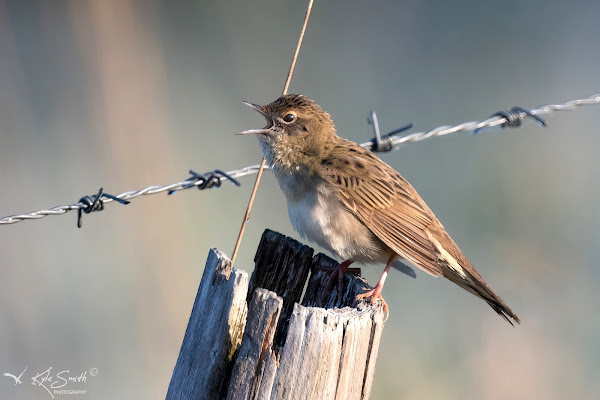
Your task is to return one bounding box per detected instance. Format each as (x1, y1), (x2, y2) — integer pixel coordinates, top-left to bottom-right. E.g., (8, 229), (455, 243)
(241, 94), (520, 325)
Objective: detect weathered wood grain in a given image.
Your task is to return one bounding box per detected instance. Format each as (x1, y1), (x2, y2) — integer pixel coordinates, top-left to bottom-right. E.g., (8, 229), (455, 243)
(166, 248), (249, 400)
(167, 231), (385, 400)
(227, 289), (283, 400)
(302, 252), (375, 309)
(268, 304), (384, 400)
(249, 229), (314, 348)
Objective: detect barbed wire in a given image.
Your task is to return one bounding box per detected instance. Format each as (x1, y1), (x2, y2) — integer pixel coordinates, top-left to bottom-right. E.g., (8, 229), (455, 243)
(362, 93), (600, 152)
(1, 93), (598, 227)
(0, 169), (248, 226)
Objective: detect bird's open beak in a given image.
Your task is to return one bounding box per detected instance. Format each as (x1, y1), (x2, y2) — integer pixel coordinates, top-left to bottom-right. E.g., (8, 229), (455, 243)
(238, 101), (273, 135)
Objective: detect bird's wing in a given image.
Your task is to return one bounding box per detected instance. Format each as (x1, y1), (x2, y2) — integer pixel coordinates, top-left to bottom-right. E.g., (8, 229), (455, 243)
(319, 140), (520, 324)
(319, 140), (443, 276)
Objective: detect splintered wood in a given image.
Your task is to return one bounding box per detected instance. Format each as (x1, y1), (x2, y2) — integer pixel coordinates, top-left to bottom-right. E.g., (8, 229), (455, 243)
(167, 230), (385, 400)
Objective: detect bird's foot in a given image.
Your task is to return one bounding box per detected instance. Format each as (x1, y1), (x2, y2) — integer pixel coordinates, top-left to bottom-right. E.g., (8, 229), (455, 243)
(354, 286), (389, 315)
(353, 255), (394, 321)
(317, 260), (361, 303)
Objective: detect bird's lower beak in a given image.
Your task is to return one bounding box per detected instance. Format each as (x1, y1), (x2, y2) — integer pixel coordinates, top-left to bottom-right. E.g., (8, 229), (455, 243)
(238, 128), (271, 135)
(238, 101), (273, 135)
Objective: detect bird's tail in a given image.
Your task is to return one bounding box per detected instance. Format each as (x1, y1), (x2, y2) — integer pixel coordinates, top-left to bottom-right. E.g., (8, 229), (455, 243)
(443, 264), (520, 326)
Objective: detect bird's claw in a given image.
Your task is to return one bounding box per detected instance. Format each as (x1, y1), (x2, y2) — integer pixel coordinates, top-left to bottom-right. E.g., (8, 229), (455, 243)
(353, 287), (389, 320)
(317, 260), (361, 303)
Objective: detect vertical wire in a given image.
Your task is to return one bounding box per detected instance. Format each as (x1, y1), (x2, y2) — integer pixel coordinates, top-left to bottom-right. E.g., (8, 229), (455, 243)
(230, 0), (315, 267)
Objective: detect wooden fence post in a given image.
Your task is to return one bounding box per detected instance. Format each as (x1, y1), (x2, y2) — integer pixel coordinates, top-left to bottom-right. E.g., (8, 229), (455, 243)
(167, 229), (385, 400)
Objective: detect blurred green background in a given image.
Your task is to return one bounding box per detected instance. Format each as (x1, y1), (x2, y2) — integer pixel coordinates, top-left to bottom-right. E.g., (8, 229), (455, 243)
(1, 1), (599, 399)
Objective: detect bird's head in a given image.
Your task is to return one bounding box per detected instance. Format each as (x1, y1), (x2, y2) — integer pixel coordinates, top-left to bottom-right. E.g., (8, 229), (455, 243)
(239, 94), (336, 169)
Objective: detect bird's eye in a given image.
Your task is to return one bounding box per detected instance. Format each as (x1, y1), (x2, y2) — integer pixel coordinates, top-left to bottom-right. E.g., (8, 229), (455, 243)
(282, 112), (296, 123)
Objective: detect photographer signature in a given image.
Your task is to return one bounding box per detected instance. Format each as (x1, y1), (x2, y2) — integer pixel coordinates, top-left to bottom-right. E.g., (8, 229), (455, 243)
(3, 366), (97, 399)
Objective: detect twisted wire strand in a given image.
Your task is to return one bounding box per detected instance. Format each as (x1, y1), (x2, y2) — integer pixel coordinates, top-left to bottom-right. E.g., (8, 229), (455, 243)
(1, 93), (598, 226)
(0, 166), (262, 225)
(359, 93), (600, 151)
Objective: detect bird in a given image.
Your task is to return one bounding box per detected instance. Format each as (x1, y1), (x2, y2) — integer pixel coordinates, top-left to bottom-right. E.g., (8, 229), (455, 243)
(240, 93), (520, 325)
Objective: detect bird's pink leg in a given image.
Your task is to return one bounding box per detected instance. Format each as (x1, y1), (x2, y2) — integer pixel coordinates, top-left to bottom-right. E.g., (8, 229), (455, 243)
(354, 254), (396, 312)
(318, 260), (361, 300)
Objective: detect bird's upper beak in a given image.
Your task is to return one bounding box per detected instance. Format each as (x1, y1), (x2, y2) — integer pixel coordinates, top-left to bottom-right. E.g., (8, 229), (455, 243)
(239, 101), (273, 135)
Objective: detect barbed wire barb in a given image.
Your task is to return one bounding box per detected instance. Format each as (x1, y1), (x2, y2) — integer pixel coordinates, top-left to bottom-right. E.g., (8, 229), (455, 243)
(1, 93), (598, 227)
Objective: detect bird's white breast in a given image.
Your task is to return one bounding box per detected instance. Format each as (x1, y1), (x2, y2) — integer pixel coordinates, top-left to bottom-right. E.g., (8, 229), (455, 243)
(274, 167), (386, 263)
